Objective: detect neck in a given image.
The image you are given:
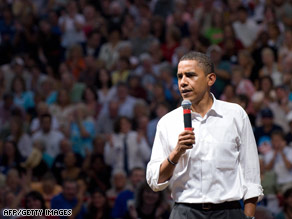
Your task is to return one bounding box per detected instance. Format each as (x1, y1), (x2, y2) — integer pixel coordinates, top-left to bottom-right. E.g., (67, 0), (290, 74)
(191, 93), (213, 118)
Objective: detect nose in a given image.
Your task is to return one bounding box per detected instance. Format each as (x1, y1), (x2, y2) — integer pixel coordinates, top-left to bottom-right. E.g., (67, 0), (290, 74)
(180, 75), (188, 87)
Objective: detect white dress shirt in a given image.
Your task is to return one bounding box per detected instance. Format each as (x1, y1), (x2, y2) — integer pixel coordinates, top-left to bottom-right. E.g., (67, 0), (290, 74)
(147, 96), (263, 204)
(264, 147), (292, 185)
(104, 131), (151, 172)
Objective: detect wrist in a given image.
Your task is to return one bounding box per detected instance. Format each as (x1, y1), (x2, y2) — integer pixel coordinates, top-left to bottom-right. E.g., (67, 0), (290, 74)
(167, 156), (177, 166)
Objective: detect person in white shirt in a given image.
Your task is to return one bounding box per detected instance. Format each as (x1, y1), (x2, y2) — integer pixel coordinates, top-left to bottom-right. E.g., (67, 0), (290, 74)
(32, 113), (64, 163)
(232, 6), (259, 48)
(264, 130), (292, 193)
(104, 116), (150, 175)
(146, 51), (263, 219)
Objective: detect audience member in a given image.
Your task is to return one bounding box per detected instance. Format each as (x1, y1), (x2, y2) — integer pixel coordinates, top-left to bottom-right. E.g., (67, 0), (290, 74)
(104, 116), (150, 175)
(85, 188), (112, 219)
(264, 131), (292, 193)
(51, 179), (86, 219)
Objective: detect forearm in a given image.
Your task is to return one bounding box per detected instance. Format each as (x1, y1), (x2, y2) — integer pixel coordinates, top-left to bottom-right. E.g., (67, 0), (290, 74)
(68, 199), (83, 219)
(244, 197), (258, 217)
(158, 151), (180, 183)
(281, 152), (292, 169)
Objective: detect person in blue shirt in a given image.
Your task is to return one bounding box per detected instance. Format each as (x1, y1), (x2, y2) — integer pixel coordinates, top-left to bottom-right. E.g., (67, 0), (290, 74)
(51, 179), (86, 219)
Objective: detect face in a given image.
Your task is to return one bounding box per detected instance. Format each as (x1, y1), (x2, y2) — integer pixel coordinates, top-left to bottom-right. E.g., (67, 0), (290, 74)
(41, 117), (51, 133)
(120, 118), (131, 134)
(92, 192), (106, 208)
(113, 173), (126, 189)
(130, 170), (145, 188)
(271, 134), (284, 150)
(143, 188), (159, 205)
(177, 60), (215, 105)
(26, 197), (42, 209)
(63, 182), (77, 201)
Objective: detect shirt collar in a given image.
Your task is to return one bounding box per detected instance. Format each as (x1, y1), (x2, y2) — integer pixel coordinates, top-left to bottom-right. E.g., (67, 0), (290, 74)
(208, 93), (223, 117)
(190, 93), (223, 120)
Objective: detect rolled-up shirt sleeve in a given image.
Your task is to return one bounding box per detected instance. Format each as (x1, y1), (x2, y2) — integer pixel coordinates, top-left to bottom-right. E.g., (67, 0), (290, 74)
(146, 120), (171, 192)
(239, 112), (264, 202)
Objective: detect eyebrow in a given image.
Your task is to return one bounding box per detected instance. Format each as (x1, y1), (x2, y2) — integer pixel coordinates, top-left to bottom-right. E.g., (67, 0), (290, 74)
(177, 71), (196, 76)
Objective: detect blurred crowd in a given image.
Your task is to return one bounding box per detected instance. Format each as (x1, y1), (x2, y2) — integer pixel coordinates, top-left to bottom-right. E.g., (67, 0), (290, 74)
(0, 0), (292, 218)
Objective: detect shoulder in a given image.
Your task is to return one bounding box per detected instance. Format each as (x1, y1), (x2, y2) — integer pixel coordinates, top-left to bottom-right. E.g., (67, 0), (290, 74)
(158, 107), (182, 126)
(215, 99), (247, 119)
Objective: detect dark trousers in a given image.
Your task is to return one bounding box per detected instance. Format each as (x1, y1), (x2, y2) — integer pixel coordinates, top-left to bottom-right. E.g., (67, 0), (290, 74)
(169, 202), (247, 219)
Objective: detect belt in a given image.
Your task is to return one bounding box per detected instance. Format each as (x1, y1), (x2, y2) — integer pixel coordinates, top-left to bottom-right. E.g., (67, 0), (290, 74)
(177, 201), (241, 211)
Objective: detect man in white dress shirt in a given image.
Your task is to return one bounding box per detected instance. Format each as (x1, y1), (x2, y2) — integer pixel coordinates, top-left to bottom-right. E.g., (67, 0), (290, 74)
(146, 51), (263, 219)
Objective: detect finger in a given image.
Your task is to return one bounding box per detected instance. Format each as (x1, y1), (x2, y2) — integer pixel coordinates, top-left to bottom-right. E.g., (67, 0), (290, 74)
(180, 139), (195, 146)
(179, 134), (195, 141)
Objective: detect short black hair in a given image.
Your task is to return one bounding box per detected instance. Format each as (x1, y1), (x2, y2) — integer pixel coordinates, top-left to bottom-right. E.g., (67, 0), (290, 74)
(179, 51), (214, 75)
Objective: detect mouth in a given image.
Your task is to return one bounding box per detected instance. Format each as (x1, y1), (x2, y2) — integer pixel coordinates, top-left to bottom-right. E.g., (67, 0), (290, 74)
(181, 89), (192, 96)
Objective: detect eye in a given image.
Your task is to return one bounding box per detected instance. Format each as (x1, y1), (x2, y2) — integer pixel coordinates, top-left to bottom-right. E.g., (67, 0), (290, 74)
(177, 74), (182, 79)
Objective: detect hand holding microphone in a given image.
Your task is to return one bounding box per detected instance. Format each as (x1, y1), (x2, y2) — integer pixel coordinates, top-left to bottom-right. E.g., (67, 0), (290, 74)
(174, 100), (195, 157)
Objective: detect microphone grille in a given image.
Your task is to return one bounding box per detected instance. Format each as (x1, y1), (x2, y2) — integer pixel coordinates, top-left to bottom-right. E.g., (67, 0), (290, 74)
(181, 100), (192, 109)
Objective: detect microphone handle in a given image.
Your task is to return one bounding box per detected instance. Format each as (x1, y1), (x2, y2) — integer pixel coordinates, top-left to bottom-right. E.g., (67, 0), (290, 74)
(183, 109), (192, 130)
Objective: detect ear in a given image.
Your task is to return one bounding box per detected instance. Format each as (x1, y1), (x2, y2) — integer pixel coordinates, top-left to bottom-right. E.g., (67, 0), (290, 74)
(207, 73), (216, 87)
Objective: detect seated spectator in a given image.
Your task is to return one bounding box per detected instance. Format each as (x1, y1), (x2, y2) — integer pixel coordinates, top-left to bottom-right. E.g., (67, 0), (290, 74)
(207, 45), (231, 98)
(0, 93), (23, 133)
(83, 154), (111, 192)
(259, 47), (283, 87)
(276, 187), (292, 219)
(81, 30), (101, 57)
(32, 113), (64, 164)
(269, 85), (292, 133)
(98, 28), (122, 70)
(68, 103), (95, 157)
(65, 44), (86, 81)
(264, 131), (292, 193)
(39, 77), (58, 105)
(60, 71), (85, 104)
(81, 86), (102, 120)
(19, 191), (58, 219)
(31, 102), (59, 134)
(159, 62), (180, 107)
(125, 181), (170, 219)
(85, 188), (112, 219)
(8, 115), (32, 158)
(92, 135), (106, 156)
(58, 1), (86, 49)
(96, 68), (116, 105)
(49, 89), (74, 132)
(51, 138), (83, 184)
(111, 167), (145, 219)
(232, 6), (259, 48)
(259, 156), (280, 215)
(10, 76), (34, 111)
(111, 57), (131, 85)
(219, 84), (237, 103)
(147, 102), (170, 146)
(96, 100), (120, 135)
(252, 76), (276, 114)
(51, 179), (86, 219)
(254, 108), (283, 146)
(0, 140), (23, 175)
(60, 152), (82, 182)
(104, 116), (150, 175)
(114, 82), (137, 119)
(30, 172), (62, 209)
(106, 169), (127, 208)
(127, 75), (147, 100)
(20, 139), (49, 179)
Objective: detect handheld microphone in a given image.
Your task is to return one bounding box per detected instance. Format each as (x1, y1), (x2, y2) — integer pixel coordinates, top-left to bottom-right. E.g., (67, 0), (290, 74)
(182, 100), (192, 131)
